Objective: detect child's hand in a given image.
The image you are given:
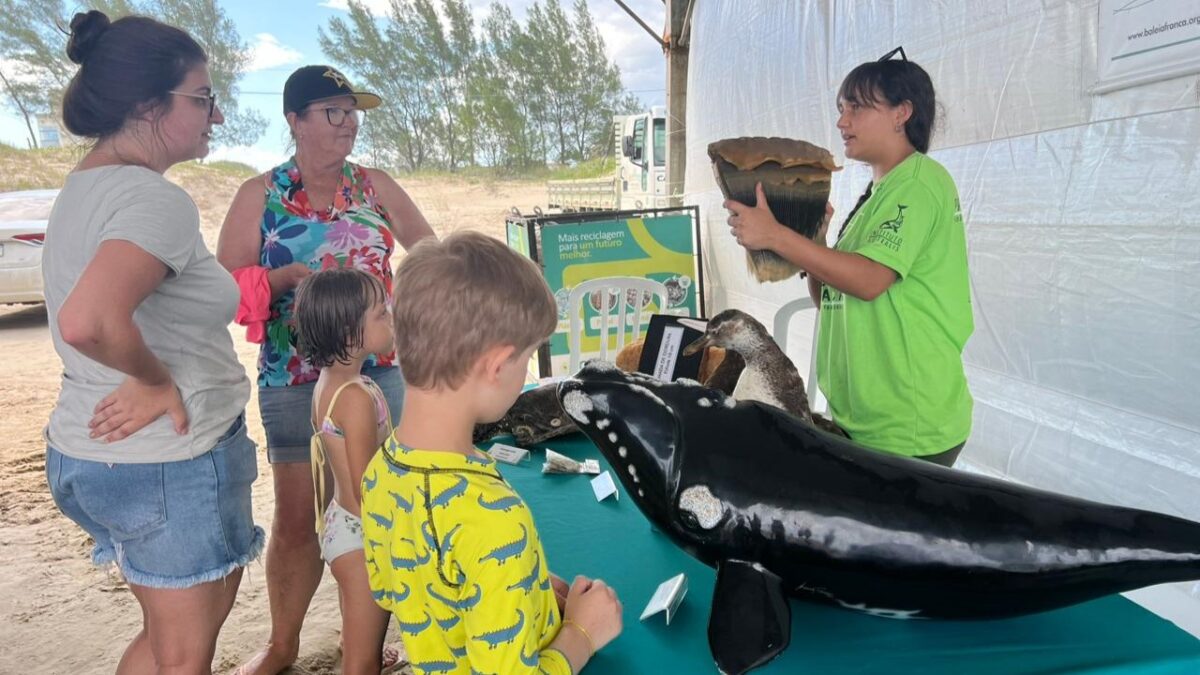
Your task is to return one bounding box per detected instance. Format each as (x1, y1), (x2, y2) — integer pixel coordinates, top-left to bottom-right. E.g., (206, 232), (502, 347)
(564, 575), (623, 652)
(89, 375), (189, 442)
(267, 261), (312, 296)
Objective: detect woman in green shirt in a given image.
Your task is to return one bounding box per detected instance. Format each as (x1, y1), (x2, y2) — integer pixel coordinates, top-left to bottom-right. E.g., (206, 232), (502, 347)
(725, 50), (973, 467)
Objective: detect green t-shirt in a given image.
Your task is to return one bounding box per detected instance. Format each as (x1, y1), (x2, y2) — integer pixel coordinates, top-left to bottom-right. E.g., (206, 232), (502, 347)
(816, 152), (974, 457)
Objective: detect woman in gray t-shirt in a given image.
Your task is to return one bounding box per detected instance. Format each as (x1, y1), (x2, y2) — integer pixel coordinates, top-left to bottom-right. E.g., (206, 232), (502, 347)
(42, 12), (261, 672)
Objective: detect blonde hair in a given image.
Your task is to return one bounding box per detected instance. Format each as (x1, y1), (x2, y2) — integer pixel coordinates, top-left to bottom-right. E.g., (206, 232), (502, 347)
(394, 231), (556, 390)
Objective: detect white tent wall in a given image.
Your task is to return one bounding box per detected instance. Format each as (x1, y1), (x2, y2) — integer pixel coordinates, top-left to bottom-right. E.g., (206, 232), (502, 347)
(683, 0), (1200, 634)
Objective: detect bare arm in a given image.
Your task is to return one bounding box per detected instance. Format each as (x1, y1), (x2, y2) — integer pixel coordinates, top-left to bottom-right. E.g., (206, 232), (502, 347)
(807, 203), (834, 307)
(366, 168), (437, 249)
(808, 273), (823, 307)
(770, 230), (896, 301)
(217, 174), (309, 300)
(57, 240), (188, 439)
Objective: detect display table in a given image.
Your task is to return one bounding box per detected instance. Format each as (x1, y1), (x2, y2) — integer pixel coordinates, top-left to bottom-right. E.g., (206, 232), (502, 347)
(486, 433), (1200, 674)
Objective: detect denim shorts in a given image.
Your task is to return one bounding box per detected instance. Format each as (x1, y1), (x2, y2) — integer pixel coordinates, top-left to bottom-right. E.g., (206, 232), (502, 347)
(258, 364), (405, 464)
(45, 415), (265, 589)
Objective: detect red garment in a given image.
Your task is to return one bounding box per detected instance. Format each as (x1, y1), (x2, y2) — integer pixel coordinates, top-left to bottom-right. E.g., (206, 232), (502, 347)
(231, 266), (272, 344)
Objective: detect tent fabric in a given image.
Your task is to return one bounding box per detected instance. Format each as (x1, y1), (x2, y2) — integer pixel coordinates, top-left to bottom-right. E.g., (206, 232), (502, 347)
(681, 0), (1200, 633)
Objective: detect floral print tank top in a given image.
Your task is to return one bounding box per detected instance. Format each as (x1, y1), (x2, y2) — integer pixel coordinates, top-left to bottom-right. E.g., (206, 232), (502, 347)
(257, 158), (396, 387)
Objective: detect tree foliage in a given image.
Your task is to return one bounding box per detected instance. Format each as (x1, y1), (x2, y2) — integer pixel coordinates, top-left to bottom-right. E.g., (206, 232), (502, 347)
(320, 0), (639, 172)
(0, 0), (265, 147)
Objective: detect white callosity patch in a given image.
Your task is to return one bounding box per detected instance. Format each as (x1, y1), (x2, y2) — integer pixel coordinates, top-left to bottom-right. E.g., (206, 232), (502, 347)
(723, 396), (737, 409)
(679, 485), (725, 530)
(596, 418), (610, 430)
(627, 383), (668, 409)
(562, 390), (595, 424)
(583, 360), (621, 374)
(628, 464), (639, 483)
(834, 600), (923, 620)
(697, 397), (713, 408)
(618, 446), (628, 458)
(675, 377), (702, 387)
(608, 432), (618, 443)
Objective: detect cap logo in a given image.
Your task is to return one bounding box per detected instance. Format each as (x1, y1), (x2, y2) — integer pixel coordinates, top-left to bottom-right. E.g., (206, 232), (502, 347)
(322, 67), (349, 89)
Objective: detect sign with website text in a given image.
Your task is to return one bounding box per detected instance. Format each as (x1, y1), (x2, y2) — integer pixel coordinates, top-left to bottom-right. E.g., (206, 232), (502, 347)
(1095, 0), (1200, 93)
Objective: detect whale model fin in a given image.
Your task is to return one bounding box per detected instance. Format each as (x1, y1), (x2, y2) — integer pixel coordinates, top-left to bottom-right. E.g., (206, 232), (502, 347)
(708, 559), (791, 674)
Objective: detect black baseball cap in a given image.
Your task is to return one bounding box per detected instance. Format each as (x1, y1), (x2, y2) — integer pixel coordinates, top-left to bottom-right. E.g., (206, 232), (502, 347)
(282, 65), (382, 114)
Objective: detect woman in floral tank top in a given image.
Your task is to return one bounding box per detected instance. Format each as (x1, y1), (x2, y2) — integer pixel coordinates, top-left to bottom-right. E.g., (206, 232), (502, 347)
(216, 65), (434, 675)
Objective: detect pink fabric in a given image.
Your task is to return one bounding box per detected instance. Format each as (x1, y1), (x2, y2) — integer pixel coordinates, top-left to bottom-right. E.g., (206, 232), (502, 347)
(232, 266), (272, 344)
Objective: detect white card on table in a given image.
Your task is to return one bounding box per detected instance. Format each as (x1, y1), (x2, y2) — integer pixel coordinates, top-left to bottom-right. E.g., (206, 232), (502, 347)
(488, 443), (530, 465)
(639, 573), (688, 624)
(590, 471), (619, 501)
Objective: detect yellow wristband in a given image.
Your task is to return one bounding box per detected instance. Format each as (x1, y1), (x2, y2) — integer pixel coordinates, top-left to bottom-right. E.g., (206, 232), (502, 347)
(563, 619), (595, 656)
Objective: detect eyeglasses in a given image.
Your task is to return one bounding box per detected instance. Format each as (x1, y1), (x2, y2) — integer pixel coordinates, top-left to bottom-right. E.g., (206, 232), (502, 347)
(878, 46), (908, 62)
(316, 107), (362, 127)
(168, 90), (217, 118)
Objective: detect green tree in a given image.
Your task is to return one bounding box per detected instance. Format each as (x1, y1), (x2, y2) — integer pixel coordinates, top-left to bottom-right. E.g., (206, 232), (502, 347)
(320, 0), (638, 172)
(145, 0), (266, 147)
(0, 66), (46, 148)
(320, 0), (436, 171)
(569, 0), (636, 159)
(0, 0), (264, 148)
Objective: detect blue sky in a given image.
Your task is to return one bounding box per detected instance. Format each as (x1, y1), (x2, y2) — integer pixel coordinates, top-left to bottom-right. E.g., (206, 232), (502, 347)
(0, 0), (666, 169)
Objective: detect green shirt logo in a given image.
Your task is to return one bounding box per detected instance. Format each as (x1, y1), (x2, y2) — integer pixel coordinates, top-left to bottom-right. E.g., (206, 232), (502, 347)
(878, 204), (907, 231)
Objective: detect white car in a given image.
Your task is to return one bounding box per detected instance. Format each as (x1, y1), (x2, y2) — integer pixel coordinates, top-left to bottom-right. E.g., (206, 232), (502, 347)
(0, 189), (57, 305)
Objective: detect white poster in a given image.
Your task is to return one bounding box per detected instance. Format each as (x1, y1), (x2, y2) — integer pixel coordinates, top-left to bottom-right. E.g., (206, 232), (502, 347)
(1095, 0), (1200, 93)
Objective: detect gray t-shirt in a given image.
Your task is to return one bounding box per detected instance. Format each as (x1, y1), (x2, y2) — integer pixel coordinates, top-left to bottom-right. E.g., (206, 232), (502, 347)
(43, 165), (250, 463)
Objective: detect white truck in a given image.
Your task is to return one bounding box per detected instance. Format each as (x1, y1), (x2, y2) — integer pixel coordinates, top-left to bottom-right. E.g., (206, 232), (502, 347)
(547, 107), (670, 212)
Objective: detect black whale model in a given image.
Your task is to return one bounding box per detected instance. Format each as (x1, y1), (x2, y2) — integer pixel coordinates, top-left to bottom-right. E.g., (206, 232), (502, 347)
(557, 363), (1200, 674)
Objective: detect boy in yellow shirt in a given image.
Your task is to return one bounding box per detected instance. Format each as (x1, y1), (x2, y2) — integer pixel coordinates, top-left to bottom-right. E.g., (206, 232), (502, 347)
(362, 231), (623, 675)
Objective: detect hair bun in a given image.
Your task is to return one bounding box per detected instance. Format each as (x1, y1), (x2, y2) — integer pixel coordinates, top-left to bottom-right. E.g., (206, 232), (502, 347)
(66, 11), (112, 65)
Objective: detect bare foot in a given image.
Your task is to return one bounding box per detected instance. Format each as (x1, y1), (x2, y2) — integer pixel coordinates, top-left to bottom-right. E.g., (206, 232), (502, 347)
(231, 643), (298, 675)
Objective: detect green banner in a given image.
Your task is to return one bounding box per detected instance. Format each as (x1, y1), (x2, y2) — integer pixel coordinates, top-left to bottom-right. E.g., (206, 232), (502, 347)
(536, 214), (699, 377)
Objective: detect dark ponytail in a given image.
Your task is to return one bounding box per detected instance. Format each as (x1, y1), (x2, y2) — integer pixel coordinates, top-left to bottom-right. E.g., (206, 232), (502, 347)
(838, 59), (937, 153)
(61, 11), (207, 139)
(836, 183), (873, 243)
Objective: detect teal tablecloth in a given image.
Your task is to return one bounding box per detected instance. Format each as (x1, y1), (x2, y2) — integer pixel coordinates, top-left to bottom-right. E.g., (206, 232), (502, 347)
(486, 433), (1200, 674)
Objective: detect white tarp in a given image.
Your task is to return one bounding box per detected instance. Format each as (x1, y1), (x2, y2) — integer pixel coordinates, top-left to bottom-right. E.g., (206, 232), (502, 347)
(682, 0), (1200, 634)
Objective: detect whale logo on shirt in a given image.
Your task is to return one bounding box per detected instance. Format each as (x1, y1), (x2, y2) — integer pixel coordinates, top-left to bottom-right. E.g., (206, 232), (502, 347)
(878, 204), (907, 232)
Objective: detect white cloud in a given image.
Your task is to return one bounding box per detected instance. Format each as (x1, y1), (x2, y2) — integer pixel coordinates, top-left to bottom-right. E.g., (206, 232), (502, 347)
(320, 0), (392, 15)
(246, 34), (304, 73)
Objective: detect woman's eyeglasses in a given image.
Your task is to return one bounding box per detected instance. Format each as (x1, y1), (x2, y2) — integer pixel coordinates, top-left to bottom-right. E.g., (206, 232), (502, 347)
(878, 46), (908, 62)
(168, 90), (217, 118)
(314, 107), (362, 127)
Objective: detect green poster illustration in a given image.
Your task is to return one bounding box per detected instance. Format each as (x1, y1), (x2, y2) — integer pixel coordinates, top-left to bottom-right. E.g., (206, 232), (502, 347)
(538, 214), (699, 377)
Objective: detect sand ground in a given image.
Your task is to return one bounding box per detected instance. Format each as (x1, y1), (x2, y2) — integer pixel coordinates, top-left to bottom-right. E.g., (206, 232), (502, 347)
(0, 165), (549, 674)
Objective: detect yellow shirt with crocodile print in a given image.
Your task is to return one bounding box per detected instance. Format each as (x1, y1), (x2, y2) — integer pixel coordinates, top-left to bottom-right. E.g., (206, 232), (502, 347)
(361, 434), (570, 675)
